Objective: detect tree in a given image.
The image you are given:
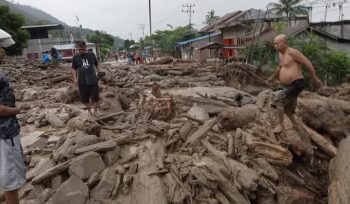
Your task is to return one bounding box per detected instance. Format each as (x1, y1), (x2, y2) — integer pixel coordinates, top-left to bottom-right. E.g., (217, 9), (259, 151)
(204, 10), (220, 25)
(0, 5), (29, 56)
(123, 39), (135, 51)
(268, 0), (308, 26)
(87, 31), (114, 58)
(150, 25), (197, 54)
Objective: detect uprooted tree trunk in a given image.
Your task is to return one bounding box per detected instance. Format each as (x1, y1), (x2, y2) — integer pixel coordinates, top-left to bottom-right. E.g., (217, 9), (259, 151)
(149, 57), (174, 65)
(298, 97), (350, 139)
(328, 136), (350, 204)
(217, 105), (258, 130)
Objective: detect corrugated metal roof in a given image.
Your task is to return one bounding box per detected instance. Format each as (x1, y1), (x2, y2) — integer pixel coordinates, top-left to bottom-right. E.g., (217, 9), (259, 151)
(21, 24), (64, 30)
(177, 32), (221, 45)
(53, 43), (95, 50)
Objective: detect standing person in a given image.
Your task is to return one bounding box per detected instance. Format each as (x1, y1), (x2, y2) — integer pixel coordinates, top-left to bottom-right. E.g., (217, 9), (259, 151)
(266, 34), (322, 133)
(72, 41), (100, 116)
(0, 47), (26, 204)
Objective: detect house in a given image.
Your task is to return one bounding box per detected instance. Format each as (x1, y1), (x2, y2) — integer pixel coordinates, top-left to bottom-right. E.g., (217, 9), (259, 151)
(216, 9), (309, 58)
(21, 24), (69, 60)
(177, 32), (222, 60)
(177, 8), (309, 60)
(243, 22), (350, 58)
(52, 43), (99, 61)
(310, 21), (350, 55)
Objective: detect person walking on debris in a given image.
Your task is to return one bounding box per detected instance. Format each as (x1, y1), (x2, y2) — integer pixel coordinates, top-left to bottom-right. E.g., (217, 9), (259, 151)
(266, 34), (322, 133)
(72, 41), (101, 116)
(0, 47), (26, 204)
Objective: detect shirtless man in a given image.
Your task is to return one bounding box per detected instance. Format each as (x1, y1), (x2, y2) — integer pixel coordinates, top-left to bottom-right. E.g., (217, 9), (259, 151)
(266, 34), (322, 133)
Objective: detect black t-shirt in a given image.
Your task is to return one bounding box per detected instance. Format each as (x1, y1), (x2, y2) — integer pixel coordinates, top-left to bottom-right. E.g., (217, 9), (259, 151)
(72, 52), (98, 86)
(0, 70), (20, 139)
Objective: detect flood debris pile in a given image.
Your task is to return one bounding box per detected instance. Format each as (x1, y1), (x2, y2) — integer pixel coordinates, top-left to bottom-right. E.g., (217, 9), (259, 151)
(0, 58), (349, 204)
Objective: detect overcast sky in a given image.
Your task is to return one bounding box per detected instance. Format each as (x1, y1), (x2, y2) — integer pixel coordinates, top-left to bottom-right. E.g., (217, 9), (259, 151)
(13, 0), (350, 39)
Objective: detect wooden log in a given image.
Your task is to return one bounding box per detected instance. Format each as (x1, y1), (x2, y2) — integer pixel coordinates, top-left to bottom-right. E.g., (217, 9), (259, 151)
(193, 157), (250, 204)
(329, 136), (350, 204)
(201, 140), (259, 191)
(112, 135), (130, 145)
(49, 75), (71, 83)
(300, 123), (337, 157)
(74, 141), (117, 155)
(95, 111), (124, 122)
(149, 57), (173, 65)
(227, 133), (234, 158)
(217, 105), (258, 130)
(245, 134), (293, 166)
(100, 124), (132, 130)
(185, 118), (217, 145)
(32, 161), (70, 184)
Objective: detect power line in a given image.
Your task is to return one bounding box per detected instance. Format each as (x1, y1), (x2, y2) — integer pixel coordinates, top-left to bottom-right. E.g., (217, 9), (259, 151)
(139, 24), (145, 38)
(182, 4), (195, 26)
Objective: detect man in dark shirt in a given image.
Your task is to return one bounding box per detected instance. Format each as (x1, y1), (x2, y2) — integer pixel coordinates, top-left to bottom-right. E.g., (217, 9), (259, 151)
(0, 49), (26, 204)
(72, 41), (100, 116)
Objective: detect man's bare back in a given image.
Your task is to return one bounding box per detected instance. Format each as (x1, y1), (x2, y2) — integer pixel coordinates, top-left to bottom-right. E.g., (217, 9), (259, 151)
(278, 47), (304, 85)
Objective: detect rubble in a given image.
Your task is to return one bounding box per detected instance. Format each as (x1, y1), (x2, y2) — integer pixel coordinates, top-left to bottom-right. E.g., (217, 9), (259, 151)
(50, 175), (89, 204)
(4, 58), (348, 204)
(68, 151), (105, 180)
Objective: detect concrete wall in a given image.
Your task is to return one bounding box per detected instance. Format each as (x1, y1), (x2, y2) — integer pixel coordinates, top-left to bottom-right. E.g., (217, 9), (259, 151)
(180, 34), (223, 60)
(327, 41), (350, 57)
(23, 37), (71, 60)
(313, 23), (350, 40)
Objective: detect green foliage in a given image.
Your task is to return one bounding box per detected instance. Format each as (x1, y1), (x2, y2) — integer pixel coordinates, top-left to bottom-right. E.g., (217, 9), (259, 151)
(323, 51), (350, 85)
(87, 31), (114, 58)
(123, 39), (136, 51)
(0, 5), (29, 56)
(145, 25), (197, 54)
(204, 10), (220, 25)
(273, 22), (286, 34)
(269, 0), (308, 17)
(251, 33), (350, 85)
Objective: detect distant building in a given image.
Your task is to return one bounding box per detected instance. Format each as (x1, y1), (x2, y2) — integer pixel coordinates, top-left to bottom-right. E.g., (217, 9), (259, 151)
(21, 24), (67, 60)
(177, 32), (222, 60)
(177, 8), (309, 60)
(21, 24), (100, 61)
(52, 43), (99, 61)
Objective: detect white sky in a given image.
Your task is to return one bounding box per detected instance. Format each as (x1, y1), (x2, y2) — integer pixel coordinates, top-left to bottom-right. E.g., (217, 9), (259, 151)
(12, 0), (350, 40)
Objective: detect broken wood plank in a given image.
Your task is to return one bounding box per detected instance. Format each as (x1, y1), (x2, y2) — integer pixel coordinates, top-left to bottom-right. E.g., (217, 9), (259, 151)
(185, 118), (217, 145)
(32, 161), (70, 184)
(301, 122), (337, 157)
(49, 75), (71, 83)
(74, 141), (117, 155)
(329, 136), (350, 204)
(227, 133), (234, 158)
(194, 157), (250, 204)
(201, 140), (259, 191)
(96, 111), (124, 122)
(100, 124), (132, 130)
(112, 135), (130, 145)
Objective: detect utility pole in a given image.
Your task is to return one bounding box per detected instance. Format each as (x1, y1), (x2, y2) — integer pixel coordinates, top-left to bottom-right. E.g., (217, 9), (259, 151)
(129, 32), (133, 40)
(324, 4), (330, 22)
(139, 24), (145, 39)
(182, 4), (195, 26)
(149, 0), (153, 58)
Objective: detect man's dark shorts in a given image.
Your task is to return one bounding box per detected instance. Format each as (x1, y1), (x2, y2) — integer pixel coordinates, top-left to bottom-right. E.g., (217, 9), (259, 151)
(272, 78), (306, 114)
(78, 85), (99, 103)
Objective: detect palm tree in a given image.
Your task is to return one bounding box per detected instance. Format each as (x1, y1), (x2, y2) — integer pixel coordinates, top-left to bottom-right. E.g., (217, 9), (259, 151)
(205, 10), (220, 25)
(268, 0), (308, 26)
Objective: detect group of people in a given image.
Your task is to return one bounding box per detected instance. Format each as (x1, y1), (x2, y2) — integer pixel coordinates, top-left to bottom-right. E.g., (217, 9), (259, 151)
(0, 34), (322, 204)
(126, 50), (144, 65)
(42, 47), (60, 65)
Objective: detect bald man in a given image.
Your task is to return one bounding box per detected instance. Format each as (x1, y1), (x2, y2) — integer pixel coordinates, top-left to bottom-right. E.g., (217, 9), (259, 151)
(266, 34), (322, 133)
